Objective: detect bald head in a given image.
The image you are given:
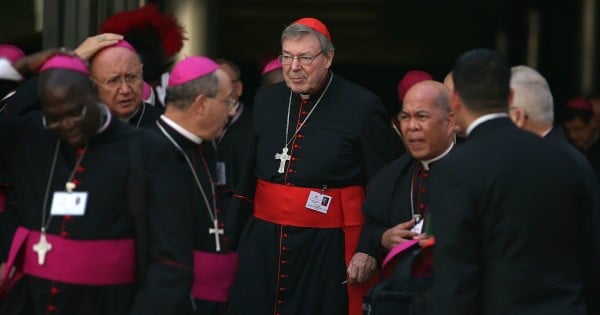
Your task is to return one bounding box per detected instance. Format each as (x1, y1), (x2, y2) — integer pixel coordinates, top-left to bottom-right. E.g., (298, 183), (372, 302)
(403, 80), (451, 114)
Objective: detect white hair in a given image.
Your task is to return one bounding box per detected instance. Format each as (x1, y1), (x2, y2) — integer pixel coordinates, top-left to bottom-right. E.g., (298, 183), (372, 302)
(510, 65), (554, 124)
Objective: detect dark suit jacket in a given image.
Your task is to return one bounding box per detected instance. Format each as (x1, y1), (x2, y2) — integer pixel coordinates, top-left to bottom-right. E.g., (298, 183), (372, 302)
(430, 118), (593, 315)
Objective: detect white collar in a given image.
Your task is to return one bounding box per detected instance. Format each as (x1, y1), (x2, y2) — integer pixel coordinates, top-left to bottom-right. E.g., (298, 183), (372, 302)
(420, 141), (455, 170)
(540, 126), (553, 137)
(0, 58), (23, 81)
(160, 115), (203, 144)
(97, 103), (112, 134)
(466, 112), (509, 136)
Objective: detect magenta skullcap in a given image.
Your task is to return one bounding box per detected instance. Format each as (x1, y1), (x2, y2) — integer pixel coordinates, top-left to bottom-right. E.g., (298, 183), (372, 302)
(397, 70), (433, 102)
(262, 58), (283, 75)
(567, 97), (592, 112)
(39, 55), (89, 75)
(168, 56), (219, 87)
(0, 44), (25, 63)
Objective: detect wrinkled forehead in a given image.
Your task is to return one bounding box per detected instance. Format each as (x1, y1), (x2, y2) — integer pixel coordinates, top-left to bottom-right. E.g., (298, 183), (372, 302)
(282, 34), (321, 54)
(91, 47), (142, 74)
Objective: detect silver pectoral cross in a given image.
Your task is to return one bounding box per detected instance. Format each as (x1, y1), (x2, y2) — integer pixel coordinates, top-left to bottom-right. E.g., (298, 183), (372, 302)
(274, 147), (291, 174)
(33, 230), (52, 265)
(208, 219), (224, 252)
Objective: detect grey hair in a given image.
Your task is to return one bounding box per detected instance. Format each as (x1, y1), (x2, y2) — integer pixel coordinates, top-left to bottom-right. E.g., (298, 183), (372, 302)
(510, 65), (554, 124)
(165, 72), (220, 109)
(281, 24), (335, 54)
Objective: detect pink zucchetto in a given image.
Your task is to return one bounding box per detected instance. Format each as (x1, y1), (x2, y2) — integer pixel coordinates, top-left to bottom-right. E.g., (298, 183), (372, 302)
(261, 58), (283, 75)
(168, 56), (219, 87)
(0, 44), (25, 63)
(39, 55), (89, 75)
(293, 17), (331, 42)
(397, 70), (433, 102)
(566, 97), (592, 112)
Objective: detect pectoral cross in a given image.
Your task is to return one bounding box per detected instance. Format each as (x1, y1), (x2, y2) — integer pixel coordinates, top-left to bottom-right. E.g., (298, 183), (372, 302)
(208, 219), (224, 252)
(33, 230), (52, 265)
(275, 147), (291, 174)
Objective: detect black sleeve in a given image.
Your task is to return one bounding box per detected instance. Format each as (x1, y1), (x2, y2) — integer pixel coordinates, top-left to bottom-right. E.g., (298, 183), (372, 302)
(129, 130), (194, 315)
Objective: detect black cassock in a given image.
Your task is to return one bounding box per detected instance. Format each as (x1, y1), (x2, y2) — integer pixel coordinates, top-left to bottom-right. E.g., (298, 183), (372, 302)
(212, 102), (253, 250)
(0, 110), (193, 315)
(356, 155), (427, 263)
(155, 117), (235, 315)
(228, 73), (403, 315)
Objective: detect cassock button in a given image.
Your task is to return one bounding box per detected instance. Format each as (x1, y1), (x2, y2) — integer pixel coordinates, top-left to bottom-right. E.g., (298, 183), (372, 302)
(279, 287), (287, 291)
(64, 215), (73, 221)
(291, 157), (297, 161)
(75, 148), (85, 156)
(219, 222), (225, 228)
(60, 231), (69, 238)
(50, 286), (60, 295)
(281, 260), (288, 264)
(301, 110), (309, 115)
(420, 187), (427, 193)
(76, 166), (85, 173)
(419, 203), (425, 210)
(297, 134), (304, 138)
(277, 299), (285, 304)
(283, 233), (290, 238)
(293, 144), (299, 149)
(422, 172), (430, 179)
(47, 305), (57, 312)
(280, 274), (288, 279)
(71, 178), (81, 186)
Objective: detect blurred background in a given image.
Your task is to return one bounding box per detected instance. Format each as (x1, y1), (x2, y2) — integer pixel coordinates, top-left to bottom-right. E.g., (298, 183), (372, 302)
(1, 0), (598, 116)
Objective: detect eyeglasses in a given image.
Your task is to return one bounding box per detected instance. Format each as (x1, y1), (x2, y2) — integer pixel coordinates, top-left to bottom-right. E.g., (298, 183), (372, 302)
(93, 70), (143, 89)
(43, 105), (87, 130)
(208, 96), (239, 111)
(278, 51), (323, 66)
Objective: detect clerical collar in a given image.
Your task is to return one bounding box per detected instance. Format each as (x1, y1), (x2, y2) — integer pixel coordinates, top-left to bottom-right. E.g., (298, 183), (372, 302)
(420, 142), (455, 170)
(160, 115), (203, 144)
(298, 71), (332, 100)
(465, 112), (509, 136)
(97, 103), (112, 134)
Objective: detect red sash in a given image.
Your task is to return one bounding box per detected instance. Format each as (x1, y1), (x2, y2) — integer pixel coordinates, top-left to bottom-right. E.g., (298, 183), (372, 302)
(191, 251), (238, 302)
(1, 227), (135, 289)
(254, 179), (375, 315)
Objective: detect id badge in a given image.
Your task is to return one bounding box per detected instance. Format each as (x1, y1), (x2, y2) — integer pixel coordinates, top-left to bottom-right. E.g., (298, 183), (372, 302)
(50, 191), (88, 216)
(411, 219), (424, 234)
(215, 161), (226, 186)
(305, 191), (332, 214)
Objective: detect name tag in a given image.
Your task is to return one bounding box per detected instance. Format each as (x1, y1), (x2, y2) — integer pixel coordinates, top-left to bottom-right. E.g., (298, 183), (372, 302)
(215, 161), (226, 186)
(50, 191), (88, 216)
(305, 191), (332, 214)
(411, 219), (424, 234)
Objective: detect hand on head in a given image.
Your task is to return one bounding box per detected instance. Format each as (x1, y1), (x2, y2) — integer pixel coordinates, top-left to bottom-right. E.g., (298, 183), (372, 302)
(74, 33), (124, 61)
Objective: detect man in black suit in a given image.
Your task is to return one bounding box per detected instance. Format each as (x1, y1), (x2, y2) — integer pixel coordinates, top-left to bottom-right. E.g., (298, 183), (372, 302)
(509, 65), (600, 314)
(430, 49), (595, 315)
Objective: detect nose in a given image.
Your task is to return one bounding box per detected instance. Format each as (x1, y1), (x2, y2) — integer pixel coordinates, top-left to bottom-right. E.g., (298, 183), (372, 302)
(290, 58), (303, 71)
(118, 79), (132, 93)
(407, 118), (420, 130)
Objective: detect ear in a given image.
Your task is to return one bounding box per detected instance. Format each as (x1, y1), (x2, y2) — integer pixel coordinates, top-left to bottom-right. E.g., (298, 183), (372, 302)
(324, 51), (334, 69)
(510, 108), (527, 128)
(450, 90), (462, 114)
(446, 111), (456, 133)
(191, 94), (209, 116)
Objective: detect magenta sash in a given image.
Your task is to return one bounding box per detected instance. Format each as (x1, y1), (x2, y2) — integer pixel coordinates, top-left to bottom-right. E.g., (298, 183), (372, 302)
(2, 227), (135, 287)
(191, 251), (238, 302)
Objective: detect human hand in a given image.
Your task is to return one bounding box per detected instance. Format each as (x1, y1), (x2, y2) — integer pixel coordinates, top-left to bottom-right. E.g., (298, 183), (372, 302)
(381, 219), (418, 250)
(74, 33), (124, 60)
(12, 48), (72, 77)
(346, 252), (376, 285)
